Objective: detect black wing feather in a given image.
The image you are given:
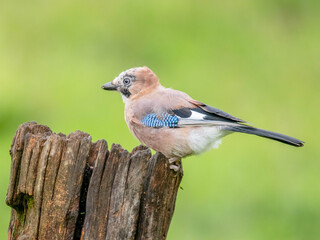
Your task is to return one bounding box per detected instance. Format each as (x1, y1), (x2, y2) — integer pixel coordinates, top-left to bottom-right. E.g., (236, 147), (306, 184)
(200, 104), (246, 123)
(174, 99), (247, 123)
(172, 108), (192, 118)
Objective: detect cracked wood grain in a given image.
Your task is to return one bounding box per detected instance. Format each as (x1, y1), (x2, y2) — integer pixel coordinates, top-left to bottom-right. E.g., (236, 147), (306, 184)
(6, 122), (183, 240)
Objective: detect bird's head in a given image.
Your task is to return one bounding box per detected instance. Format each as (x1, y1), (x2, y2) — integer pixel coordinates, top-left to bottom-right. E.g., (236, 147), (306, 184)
(102, 66), (160, 102)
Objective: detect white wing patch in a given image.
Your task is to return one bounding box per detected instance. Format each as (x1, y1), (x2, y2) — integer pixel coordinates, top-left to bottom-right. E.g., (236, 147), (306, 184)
(189, 110), (205, 120)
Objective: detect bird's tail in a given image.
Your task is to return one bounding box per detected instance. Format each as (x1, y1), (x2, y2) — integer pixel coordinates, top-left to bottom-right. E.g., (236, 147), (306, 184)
(225, 125), (304, 147)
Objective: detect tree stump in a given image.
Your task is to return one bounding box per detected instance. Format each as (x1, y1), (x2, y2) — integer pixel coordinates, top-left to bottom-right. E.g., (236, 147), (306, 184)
(6, 122), (183, 240)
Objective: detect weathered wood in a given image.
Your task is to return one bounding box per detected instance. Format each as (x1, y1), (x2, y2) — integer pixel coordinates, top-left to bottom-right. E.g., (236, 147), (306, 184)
(135, 152), (182, 240)
(6, 122), (183, 240)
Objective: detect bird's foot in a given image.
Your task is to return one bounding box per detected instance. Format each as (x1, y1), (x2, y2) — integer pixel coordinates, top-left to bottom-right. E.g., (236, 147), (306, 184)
(169, 157), (180, 164)
(169, 157), (183, 174)
(169, 164), (180, 172)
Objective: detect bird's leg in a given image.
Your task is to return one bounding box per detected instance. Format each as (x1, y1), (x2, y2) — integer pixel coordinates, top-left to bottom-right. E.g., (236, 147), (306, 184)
(169, 157), (182, 172)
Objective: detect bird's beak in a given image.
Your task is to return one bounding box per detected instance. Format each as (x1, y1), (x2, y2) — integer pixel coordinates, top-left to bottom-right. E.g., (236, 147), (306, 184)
(101, 81), (118, 91)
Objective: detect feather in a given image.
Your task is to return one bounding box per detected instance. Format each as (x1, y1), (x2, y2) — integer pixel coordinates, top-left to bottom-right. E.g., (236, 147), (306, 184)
(141, 113), (178, 128)
(141, 108), (240, 129)
(225, 125), (304, 147)
(188, 99), (247, 123)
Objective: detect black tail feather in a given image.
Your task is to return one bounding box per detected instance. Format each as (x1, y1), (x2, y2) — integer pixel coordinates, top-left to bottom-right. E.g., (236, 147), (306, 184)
(226, 125), (304, 147)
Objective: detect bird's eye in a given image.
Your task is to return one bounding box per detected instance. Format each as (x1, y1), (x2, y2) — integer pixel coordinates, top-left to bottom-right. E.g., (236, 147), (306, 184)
(123, 78), (131, 85)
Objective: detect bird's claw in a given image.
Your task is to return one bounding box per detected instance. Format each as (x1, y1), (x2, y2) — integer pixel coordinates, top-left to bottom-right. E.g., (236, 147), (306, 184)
(169, 164), (180, 172)
(169, 157), (183, 174)
(169, 157), (180, 164)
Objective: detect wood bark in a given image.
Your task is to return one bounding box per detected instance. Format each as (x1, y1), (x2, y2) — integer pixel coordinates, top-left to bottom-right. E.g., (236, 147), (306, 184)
(6, 122), (182, 240)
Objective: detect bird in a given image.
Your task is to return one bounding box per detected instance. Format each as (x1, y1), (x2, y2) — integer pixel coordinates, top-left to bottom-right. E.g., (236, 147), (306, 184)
(102, 66), (304, 171)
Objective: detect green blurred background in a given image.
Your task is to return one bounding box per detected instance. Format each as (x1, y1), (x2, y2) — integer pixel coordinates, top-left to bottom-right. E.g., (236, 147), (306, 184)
(1, 0), (319, 239)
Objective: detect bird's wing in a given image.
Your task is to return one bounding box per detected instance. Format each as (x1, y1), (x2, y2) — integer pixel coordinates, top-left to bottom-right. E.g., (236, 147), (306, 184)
(132, 88), (247, 128)
(172, 104), (246, 127)
(139, 98), (247, 129)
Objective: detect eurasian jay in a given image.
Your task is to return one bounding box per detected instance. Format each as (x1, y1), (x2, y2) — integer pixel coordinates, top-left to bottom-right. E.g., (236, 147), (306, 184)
(102, 67), (304, 171)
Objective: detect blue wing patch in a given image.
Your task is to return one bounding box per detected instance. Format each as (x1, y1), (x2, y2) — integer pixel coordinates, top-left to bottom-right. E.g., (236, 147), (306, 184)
(141, 113), (179, 128)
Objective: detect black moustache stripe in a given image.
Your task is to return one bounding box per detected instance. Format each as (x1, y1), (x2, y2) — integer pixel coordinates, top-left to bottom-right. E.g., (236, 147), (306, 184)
(121, 88), (131, 98)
